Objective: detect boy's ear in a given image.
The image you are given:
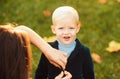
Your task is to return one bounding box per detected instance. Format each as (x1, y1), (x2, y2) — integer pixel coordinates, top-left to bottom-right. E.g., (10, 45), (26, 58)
(51, 25), (56, 34)
(76, 23), (80, 33)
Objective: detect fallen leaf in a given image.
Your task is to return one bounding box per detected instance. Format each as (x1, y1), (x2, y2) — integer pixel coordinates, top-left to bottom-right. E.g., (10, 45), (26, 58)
(43, 10), (51, 17)
(43, 36), (56, 42)
(92, 53), (102, 64)
(117, 0), (120, 3)
(106, 40), (120, 53)
(98, 0), (107, 4)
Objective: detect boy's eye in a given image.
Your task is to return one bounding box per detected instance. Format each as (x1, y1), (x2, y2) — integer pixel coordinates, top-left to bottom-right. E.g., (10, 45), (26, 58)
(58, 27), (63, 29)
(70, 27), (75, 29)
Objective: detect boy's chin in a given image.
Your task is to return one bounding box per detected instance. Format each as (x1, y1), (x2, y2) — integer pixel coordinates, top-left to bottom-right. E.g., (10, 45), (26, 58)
(62, 41), (73, 45)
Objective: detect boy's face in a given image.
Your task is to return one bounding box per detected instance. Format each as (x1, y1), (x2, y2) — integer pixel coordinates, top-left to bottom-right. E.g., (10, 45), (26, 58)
(51, 15), (80, 45)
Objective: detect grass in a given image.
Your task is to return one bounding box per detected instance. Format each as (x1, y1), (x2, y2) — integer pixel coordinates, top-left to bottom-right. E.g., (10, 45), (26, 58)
(0, 0), (120, 79)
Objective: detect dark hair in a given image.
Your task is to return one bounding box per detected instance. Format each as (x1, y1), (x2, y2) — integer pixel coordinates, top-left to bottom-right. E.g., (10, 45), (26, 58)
(0, 24), (32, 79)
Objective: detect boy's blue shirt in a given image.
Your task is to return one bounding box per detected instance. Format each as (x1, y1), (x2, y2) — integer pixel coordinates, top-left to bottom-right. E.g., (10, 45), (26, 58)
(35, 38), (95, 79)
(57, 39), (76, 57)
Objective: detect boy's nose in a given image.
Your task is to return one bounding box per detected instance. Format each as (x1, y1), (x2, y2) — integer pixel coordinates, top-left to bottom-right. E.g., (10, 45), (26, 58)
(63, 29), (69, 34)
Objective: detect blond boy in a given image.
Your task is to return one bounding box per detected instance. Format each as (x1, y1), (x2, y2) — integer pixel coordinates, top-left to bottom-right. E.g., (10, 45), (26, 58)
(35, 6), (95, 79)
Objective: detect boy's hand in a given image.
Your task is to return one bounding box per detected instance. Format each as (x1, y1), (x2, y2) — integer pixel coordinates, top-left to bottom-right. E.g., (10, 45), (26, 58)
(55, 71), (72, 79)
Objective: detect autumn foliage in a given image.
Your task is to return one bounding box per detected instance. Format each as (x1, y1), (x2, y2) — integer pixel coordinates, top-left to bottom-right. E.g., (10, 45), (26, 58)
(0, 0), (120, 79)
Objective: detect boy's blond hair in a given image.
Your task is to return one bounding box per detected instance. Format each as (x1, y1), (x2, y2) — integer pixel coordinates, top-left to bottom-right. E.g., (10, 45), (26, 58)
(52, 6), (79, 25)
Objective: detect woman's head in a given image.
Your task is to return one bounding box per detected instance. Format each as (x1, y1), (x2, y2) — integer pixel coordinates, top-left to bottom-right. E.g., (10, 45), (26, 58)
(0, 24), (32, 79)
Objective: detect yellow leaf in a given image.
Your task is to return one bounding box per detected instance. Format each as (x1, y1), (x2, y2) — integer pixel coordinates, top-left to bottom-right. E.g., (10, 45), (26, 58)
(43, 10), (51, 17)
(106, 40), (120, 53)
(117, 0), (120, 3)
(98, 0), (107, 4)
(43, 36), (56, 42)
(92, 53), (102, 64)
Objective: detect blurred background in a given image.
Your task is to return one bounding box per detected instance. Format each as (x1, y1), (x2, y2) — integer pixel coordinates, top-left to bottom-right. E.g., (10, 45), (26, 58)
(0, 0), (120, 79)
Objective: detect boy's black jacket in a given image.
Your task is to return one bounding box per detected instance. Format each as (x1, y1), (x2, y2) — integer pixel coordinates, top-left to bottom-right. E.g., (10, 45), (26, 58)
(35, 39), (95, 79)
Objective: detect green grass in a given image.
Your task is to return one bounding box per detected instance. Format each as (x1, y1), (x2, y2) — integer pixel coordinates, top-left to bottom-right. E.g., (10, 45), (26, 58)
(0, 0), (120, 79)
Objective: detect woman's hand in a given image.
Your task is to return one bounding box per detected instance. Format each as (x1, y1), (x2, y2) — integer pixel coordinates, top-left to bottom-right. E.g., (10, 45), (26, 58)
(15, 25), (67, 69)
(45, 48), (67, 69)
